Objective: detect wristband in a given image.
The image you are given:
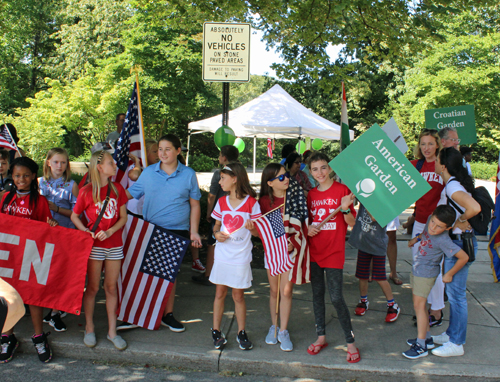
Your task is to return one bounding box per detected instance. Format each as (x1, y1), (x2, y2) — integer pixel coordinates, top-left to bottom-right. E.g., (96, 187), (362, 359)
(57, 206), (60, 213)
(213, 230), (220, 236)
(458, 216), (467, 223)
(341, 208), (351, 215)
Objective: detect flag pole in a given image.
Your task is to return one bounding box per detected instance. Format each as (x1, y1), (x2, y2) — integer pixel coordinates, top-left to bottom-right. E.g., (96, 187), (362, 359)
(274, 190), (287, 339)
(228, 203), (285, 235)
(132, 67), (148, 167)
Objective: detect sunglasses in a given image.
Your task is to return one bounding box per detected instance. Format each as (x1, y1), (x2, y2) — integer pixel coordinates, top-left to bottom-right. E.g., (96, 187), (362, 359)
(269, 173), (290, 182)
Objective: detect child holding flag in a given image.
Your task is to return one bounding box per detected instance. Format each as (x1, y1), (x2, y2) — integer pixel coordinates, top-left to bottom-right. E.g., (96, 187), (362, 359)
(259, 163), (294, 351)
(306, 152), (360, 363)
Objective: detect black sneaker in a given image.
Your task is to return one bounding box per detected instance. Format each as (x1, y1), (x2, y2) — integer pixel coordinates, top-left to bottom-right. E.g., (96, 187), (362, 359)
(192, 274), (213, 286)
(117, 322), (139, 331)
(43, 311), (52, 323)
(48, 313), (67, 332)
(429, 312), (444, 327)
(406, 337), (435, 350)
(161, 313), (185, 332)
(0, 334), (18, 363)
(236, 330), (253, 350)
(32, 332), (52, 363)
(402, 342), (428, 359)
(211, 329), (227, 349)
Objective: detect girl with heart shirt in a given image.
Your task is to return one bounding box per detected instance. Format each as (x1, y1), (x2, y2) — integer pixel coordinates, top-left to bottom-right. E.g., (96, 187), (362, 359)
(258, 163), (295, 352)
(210, 162), (261, 351)
(306, 152), (360, 363)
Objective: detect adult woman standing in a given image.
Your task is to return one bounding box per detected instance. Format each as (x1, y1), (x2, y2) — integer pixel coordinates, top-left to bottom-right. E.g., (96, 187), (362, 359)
(285, 153), (312, 196)
(431, 147), (480, 357)
(127, 134), (202, 332)
(409, 129), (445, 325)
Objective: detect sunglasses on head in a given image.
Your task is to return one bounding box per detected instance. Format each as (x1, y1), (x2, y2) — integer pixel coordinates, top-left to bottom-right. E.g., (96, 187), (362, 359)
(269, 173), (290, 182)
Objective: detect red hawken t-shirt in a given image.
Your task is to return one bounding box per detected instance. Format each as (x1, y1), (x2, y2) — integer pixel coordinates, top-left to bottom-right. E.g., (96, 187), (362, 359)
(1, 193), (52, 222)
(411, 159), (444, 224)
(307, 182), (356, 269)
(73, 182), (128, 248)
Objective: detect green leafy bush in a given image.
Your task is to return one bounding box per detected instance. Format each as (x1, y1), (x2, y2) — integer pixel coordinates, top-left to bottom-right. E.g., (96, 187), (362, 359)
(470, 162), (497, 181)
(189, 153), (215, 172)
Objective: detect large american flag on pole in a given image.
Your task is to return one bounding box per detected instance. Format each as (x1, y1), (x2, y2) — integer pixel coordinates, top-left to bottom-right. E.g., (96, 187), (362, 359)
(113, 80), (146, 189)
(0, 125), (18, 151)
(117, 216), (189, 330)
(254, 205), (292, 276)
(285, 177), (310, 284)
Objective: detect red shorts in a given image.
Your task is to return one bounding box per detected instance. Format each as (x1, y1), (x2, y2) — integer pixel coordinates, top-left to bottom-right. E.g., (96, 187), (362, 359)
(355, 250), (387, 281)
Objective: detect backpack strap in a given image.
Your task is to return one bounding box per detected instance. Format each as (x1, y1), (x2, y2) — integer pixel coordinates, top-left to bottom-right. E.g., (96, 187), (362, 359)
(415, 159), (425, 172)
(91, 185), (112, 233)
(445, 178), (465, 215)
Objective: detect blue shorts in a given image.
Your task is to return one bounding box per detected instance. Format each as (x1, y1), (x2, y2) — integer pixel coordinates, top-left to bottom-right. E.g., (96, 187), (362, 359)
(355, 250), (387, 281)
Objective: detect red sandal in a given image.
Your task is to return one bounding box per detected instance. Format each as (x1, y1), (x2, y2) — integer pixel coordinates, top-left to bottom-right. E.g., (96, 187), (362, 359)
(307, 342), (328, 355)
(347, 348), (361, 363)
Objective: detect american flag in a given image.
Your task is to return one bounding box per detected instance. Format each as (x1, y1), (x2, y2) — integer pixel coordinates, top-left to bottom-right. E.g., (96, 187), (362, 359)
(284, 177), (310, 284)
(117, 216), (189, 330)
(254, 205), (292, 276)
(0, 125), (18, 151)
(267, 138), (273, 158)
(113, 81), (146, 189)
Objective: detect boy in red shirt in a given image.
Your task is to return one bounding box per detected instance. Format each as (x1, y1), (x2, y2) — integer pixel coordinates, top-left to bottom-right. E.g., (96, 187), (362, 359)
(306, 152), (360, 363)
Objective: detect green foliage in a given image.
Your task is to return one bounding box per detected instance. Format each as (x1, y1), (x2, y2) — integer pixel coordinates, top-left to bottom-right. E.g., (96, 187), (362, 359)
(189, 153), (215, 172)
(470, 162), (497, 181)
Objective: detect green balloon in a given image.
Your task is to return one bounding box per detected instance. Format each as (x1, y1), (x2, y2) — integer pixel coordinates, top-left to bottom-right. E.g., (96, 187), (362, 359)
(296, 141), (306, 154)
(214, 126), (236, 148)
(312, 138), (323, 150)
(233, 137), (245, 153)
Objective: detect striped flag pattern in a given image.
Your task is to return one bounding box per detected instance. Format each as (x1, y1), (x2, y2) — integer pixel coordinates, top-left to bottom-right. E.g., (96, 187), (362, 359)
(254, 205), (292, 276)
(267, 138), (273, 158)
(496, 150), (500, 198)
(284, 177), (310, 284)
(0, 125), (18, 151)
(113, 80), (146, 189)
(117, 216), (189, 330)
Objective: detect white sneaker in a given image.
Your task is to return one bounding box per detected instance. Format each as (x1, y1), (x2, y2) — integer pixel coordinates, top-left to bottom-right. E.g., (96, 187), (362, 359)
(432, 341), (464, 357)
(432, 331), (450, 345)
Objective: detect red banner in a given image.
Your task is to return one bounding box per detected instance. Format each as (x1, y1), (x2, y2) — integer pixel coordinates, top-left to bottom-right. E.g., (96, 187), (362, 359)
(0, 214), (93, 314)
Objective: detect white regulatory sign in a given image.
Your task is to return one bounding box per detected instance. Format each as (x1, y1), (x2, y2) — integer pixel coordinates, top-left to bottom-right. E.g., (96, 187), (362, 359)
(203, 22), (251, 82)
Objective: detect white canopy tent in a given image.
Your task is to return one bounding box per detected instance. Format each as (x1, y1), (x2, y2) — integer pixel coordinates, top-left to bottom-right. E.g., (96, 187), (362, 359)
(187, 84), (354, 172)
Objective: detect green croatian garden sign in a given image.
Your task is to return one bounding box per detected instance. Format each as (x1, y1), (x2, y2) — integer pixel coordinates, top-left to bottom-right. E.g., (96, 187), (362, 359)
(424, 105), (476, 144)
(329, 124), (431, 227)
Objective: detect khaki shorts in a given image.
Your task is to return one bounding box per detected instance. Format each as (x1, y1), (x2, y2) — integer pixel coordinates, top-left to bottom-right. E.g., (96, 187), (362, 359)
(411, 273), (438, 298)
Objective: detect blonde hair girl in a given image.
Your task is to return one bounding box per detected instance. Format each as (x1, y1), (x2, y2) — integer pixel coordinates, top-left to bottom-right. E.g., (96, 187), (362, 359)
(71, 150), (129, 351)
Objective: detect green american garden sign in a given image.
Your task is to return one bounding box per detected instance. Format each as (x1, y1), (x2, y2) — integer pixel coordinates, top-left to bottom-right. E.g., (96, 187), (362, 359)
(330, 124), (431, 227)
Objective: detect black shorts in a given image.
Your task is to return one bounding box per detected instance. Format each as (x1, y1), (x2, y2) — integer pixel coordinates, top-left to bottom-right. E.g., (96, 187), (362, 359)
(0, 297), (8, 332)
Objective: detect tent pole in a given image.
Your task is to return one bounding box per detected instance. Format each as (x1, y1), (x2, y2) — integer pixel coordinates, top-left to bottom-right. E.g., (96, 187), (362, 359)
(253, 136), (256, 180)
(186, 130), (191, 166)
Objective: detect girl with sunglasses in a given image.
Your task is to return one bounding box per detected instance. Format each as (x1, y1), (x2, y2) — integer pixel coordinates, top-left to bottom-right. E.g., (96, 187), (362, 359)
(259, 163), (295, 351)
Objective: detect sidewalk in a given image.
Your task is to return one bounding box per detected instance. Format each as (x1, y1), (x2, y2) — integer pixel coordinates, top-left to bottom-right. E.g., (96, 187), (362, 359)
(12, 234), (500, 380)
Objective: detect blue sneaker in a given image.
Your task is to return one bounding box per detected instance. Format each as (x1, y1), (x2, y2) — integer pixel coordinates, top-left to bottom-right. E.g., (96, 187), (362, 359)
(406, 337), (435, 350)
(265, 325), (279, 345)
(402, 342), (428, 359)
